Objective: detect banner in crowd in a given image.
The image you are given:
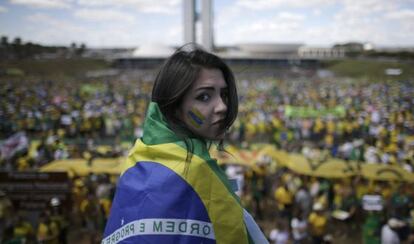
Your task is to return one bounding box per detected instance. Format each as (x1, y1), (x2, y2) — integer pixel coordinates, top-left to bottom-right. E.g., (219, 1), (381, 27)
(213, 144), (414, 182)
(40, 144), (414, 182)
(0, 171), (71, 211)
(40, 157), (124, 176)
(284, 105), (346, 118)
(0, 132), (29, 160)
(80, 84), (105, 95)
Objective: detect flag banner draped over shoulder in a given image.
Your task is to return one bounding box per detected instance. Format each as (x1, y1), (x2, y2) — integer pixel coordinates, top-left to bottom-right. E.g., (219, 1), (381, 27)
(103, 102), (264, 244)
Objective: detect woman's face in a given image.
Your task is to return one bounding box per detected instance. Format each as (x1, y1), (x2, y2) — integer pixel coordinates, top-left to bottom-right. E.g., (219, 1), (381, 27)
(177, 68), (228, 140)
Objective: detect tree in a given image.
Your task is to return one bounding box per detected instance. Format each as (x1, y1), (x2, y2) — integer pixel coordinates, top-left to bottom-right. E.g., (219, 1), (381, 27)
(13, 37), (22, 46)
(77, 43), (86, 56)
(1, 36), (8, 46)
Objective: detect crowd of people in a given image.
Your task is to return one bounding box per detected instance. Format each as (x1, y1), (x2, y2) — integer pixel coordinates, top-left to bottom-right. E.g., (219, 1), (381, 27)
(0, 67), (413, 243)
(1, 72), (413, 172)
(0, 173), (115, 243)
(0, 77), (153, 170)
(232, 77), (414, 170)
(234, 165), (414, 243)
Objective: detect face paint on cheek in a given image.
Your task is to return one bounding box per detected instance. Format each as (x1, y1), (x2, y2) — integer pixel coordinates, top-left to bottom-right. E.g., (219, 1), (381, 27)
(187, 108), (205, 128)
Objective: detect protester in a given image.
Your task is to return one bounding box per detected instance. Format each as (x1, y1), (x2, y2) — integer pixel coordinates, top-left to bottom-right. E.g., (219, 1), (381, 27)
(103, 45), (268, 243)
(12, 211), (35, 243)
(294, 184), (313, 218)
(308, 203), (328, 244)
(0, 191), (13, 242)
(381, 218), (406, 244)
(274, 182), (294, 220)
(291, 208), (309, 243)
(269, 220), (290, 244)
(37, 210), (59, 244)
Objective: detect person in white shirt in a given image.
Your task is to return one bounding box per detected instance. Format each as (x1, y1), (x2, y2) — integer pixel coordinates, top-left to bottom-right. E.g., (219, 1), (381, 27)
(291, 208), (308, 244)
(381, 218), (406, 244)
(269, 220), (289, 244)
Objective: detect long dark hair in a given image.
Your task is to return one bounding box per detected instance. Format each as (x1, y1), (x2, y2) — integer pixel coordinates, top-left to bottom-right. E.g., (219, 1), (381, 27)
(151, 44), (238, 160)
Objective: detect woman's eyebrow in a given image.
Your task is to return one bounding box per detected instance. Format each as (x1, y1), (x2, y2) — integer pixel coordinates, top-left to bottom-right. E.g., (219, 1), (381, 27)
(195, 85), (228, 91)
(195, 86), (215, 91)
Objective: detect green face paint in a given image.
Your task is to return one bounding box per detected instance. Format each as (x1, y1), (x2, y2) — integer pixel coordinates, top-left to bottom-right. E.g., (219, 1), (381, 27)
(188, 108), (205, 128)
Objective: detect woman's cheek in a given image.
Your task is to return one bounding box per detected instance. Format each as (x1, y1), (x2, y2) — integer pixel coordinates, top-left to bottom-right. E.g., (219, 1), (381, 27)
(187, 107), (205, 129)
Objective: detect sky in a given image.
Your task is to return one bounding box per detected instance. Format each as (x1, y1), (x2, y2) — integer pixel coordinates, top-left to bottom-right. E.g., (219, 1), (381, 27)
(0, 0), (414, 48)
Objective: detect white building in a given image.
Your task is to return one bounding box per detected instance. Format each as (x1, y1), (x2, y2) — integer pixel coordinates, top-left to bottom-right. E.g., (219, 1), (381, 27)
(298, 46), (345, 59)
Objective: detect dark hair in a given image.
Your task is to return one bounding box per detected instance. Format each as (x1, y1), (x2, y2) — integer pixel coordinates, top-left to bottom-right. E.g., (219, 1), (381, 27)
(152, 44), (238, 140)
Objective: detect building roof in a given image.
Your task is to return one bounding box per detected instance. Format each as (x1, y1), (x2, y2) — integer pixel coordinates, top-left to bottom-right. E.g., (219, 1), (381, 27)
(132, 43), (175, 58)
(237, 43), (303, 53)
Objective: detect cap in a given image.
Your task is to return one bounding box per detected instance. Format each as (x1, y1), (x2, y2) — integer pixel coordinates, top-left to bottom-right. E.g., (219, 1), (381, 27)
(388, 218), (406, 228)
(313, 202), (324, 211)
(50, 197), (61, 207)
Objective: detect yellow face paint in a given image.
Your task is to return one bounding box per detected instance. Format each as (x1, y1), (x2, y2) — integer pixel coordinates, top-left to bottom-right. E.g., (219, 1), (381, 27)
(188, 108), (205, 128)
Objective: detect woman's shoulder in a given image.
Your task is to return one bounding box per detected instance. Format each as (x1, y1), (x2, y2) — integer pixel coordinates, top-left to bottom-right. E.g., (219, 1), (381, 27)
(104, 161), (215, 243)
(119, 161), (189, 190)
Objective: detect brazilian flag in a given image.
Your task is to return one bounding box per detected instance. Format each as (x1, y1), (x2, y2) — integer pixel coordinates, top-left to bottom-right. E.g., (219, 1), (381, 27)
(103, 102), (267, 244)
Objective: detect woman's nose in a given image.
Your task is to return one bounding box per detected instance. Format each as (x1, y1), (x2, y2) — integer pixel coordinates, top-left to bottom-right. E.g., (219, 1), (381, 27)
(214, 96), (227, 114)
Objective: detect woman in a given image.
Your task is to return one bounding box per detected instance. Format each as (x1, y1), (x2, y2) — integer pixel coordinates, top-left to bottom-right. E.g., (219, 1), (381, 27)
(103, 45), (268, 243)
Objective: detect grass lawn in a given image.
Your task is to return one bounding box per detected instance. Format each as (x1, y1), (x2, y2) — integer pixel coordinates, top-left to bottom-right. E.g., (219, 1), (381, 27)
(322, 58), (414, 81)
(1, 57), (413, 82)
(0, 58), (110, 80)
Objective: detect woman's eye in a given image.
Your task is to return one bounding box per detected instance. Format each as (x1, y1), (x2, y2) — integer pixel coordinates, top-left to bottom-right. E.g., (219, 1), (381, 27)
(196, 94), (210, 102)
(221, 92), (229, 103)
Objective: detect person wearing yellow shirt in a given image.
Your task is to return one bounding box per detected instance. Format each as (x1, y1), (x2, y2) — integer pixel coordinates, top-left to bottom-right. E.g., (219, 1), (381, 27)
(13, 213), (35, 243)
(308, 203), (328, 244)
(344, 120), (353, 140)
(271, 117), (282, 130)
(313, 118), (325, 141)
(274, 183), (293, 219)
(336, 120), (345, 137)
(324, 133), (334, 149)
(17, 156), (30, 171)
(380, 182), (393, 202)
(99, 198), (112, 220)
(326, 119), (335, 135)
(37, 212), (59, 244)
